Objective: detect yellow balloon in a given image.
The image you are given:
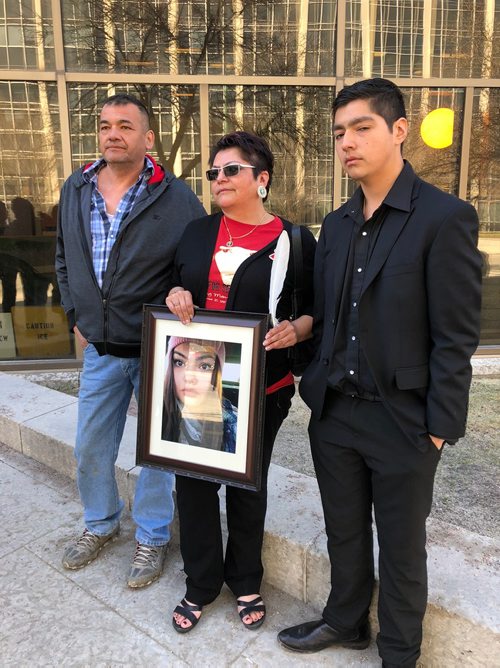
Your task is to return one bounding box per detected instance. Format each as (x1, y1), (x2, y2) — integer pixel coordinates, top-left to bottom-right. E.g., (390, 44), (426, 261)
(420, 108), (454, 149)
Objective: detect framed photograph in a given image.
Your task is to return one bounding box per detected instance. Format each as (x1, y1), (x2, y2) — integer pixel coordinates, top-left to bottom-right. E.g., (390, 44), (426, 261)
(136, 305), (270, 491)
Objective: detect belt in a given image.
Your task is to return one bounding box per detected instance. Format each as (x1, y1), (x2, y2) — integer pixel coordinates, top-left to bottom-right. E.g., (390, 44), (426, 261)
(328, 383), (383, 402)
(344, 390), (382, 402)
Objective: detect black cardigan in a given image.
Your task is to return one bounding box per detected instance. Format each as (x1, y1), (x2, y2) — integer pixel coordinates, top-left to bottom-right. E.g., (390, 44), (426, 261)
(171, 212), (316, 387)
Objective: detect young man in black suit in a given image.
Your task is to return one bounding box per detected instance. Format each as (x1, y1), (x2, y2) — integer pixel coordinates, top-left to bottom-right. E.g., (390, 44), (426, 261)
(278, 78), (482, 667)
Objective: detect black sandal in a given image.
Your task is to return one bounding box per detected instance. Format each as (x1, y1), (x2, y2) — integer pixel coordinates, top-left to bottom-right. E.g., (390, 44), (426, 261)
(237, 595), (266, 630)
(172, 598), (203, 634)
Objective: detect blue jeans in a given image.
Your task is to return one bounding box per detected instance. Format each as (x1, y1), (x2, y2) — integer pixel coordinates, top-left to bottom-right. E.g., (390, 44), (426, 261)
(75, 344), (174, 545)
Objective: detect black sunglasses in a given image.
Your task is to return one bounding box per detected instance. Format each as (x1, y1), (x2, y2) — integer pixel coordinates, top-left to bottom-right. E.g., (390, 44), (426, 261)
(206, 163), (256, 181)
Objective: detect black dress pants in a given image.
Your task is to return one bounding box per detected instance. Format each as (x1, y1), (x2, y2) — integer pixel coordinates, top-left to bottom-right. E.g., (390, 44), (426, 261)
(309, 390), (441, 668)
(175, 384), (294, 605)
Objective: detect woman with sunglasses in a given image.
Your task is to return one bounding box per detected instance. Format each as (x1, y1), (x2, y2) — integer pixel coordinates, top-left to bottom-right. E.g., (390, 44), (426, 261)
(166, 131), (316, 633)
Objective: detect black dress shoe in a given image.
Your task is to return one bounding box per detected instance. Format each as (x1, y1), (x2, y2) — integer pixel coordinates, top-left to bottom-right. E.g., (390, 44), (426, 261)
(277, 619), (370, 653)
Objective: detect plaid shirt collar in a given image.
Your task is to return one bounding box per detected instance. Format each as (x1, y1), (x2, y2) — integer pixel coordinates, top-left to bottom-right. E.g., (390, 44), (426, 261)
(83, 155), (155, 183)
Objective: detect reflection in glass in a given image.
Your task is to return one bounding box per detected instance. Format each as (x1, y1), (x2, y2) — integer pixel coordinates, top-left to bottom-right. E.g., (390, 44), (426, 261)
(0, 81), (67, 359)
(403, 87), (464, 194)
(0, 81), (63, 209)
(469, 89), (500, 345)
(61, 0), (336, 76)
(67, 83), (202, 197)
(345, 0), (425, 77)
(0, 0), (55, 69)
(429, 0), (499, 78)
(209, 85), (334, 227)
(345, 0), (499, 79)
(339, 87), (464, 203)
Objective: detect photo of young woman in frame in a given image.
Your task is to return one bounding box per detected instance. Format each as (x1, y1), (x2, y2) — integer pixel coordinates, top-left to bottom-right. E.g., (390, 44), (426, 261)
(161, 336), (238, 453)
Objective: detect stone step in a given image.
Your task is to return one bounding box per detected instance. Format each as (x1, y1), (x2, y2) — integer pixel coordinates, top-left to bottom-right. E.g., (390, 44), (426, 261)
(0, 371), (498, 667)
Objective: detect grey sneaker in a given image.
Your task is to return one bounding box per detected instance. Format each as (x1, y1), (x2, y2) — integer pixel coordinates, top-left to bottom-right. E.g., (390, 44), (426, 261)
(127, 542), (168, 588)
(62, 526), (120, 570)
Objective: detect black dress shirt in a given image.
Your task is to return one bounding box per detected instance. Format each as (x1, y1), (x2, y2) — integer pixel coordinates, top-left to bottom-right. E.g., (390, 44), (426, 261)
(327, 191), (388, 400)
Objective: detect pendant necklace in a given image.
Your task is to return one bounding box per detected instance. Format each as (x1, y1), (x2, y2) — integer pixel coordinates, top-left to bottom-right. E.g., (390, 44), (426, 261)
(222, 212), (269, 248)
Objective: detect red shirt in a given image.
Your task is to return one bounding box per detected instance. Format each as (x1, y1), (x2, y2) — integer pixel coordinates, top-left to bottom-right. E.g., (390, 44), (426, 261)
(205, 215), (294, 394)
(206, 215), (283, 309)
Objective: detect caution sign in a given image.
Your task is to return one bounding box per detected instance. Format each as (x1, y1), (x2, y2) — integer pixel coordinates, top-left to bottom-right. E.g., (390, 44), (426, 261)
(0, 313), (17, 358)
(11, 306), (72, 358)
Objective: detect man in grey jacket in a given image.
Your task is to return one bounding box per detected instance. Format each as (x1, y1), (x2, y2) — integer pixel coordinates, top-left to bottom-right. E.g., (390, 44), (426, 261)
(55, 93), (205, 587)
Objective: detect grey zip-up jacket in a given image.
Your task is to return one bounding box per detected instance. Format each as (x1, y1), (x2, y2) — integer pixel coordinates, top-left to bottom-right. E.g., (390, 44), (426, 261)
(55, 158), (205, 357)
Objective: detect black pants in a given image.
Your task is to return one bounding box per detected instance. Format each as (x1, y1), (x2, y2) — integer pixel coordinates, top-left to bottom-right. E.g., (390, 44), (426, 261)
(309, 390), (441, 668)
(175, 384), (294, 605)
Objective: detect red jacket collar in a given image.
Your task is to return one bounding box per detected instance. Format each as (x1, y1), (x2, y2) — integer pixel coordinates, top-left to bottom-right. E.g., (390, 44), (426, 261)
(146, 154), (164, 184)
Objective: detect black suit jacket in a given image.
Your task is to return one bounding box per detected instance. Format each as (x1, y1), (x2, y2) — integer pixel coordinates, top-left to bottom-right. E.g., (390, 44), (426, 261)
(300, 162), (482, 451)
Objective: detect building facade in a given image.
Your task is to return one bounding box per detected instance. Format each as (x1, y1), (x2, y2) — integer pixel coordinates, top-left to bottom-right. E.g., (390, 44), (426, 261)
(0, 0), (498, 366)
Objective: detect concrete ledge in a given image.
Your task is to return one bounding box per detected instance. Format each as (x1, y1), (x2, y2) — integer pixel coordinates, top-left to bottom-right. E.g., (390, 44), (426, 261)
(0, 374), (78, 453)
(471, 356), (500, 376)
(1, 372), (499, 666)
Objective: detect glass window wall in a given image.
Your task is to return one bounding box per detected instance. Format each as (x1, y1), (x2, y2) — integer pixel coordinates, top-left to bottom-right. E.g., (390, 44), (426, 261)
(62, 0), (174, 73)
(430, 0), (499, 78)
(345, 0), (499, 79)
(67, 83), (202, 197)
(62, 0), (336, 77)
(0, 1), (499, 363)
(209, 85), (334, 227)
(469, 88), (500, 345)
(0, 0), (54, 69)
(341, 86), (465, 201)
(345, 0), (425, 77)
(403, 87), (464, 194)
(0, 80), (66, 360)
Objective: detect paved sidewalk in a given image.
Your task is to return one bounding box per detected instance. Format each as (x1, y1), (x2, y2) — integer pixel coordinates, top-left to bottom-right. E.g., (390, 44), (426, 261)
(0, 443), (381, 667)
(1, 370), (499, 666)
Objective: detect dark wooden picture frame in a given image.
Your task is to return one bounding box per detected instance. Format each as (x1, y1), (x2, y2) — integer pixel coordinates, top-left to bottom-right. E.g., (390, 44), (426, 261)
(137, 306), (269, 490)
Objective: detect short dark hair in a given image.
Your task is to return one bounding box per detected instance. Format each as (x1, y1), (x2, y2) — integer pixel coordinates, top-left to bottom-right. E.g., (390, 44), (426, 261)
(101, 93), (150, 127)
(209, 131), (274, 200)
(333, 78), (406, 130)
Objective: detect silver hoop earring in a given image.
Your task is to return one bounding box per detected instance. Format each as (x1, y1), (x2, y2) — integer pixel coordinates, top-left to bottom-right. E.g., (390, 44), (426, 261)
(257, 185), (267, 199)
